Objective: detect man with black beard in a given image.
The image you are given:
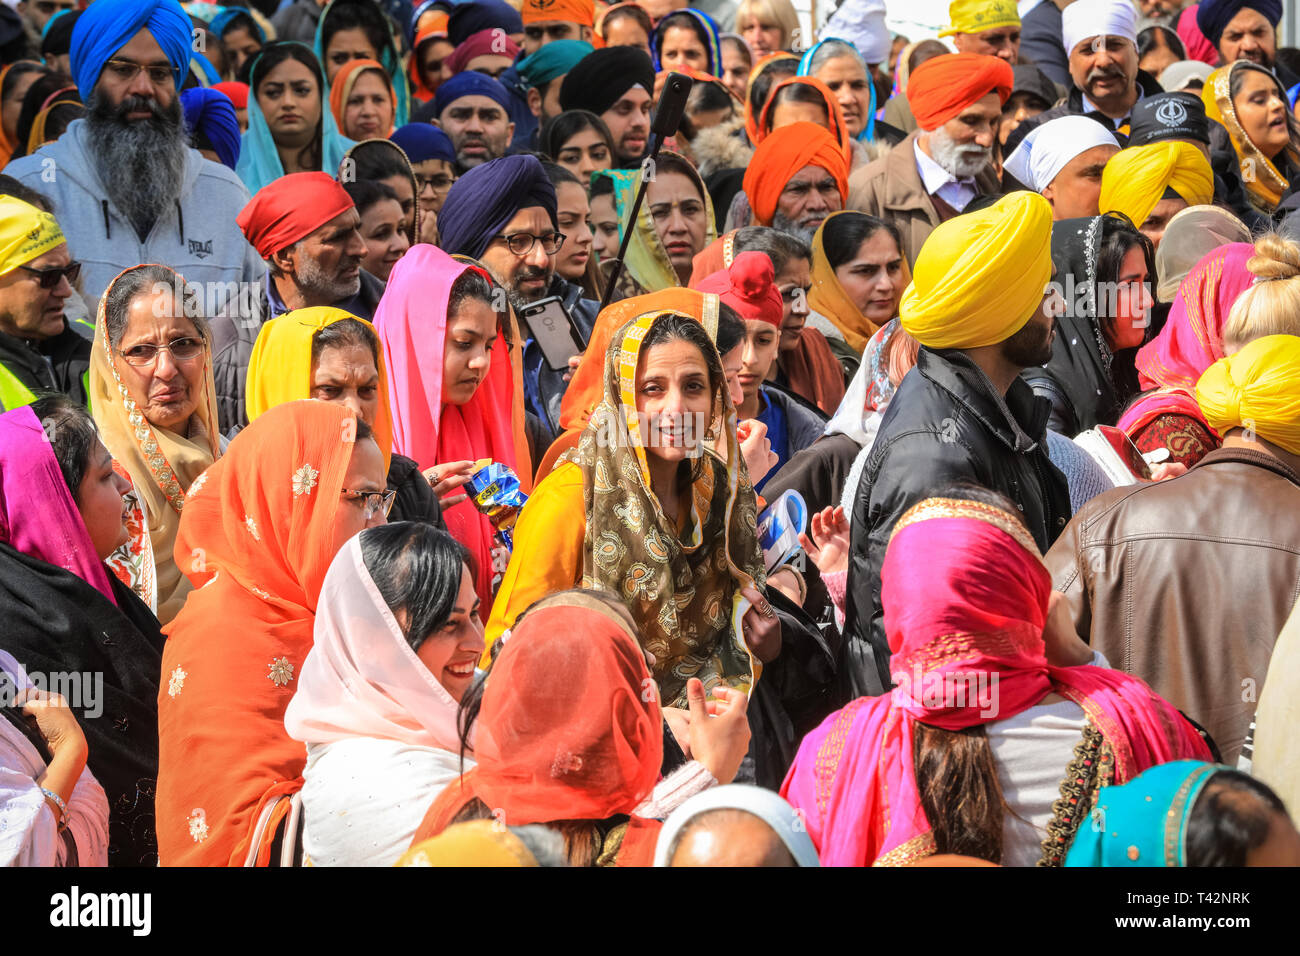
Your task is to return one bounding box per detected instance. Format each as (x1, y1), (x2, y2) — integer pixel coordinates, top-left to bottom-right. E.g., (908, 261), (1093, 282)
(840, 192), (1071, 698)
(848, 53), (1010, 265)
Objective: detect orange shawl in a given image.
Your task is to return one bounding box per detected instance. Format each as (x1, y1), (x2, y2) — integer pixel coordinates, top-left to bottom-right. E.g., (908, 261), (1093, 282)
(329, 58), (396, 139)
(744, 51), (800, 145)
(156, 401), (367, 866)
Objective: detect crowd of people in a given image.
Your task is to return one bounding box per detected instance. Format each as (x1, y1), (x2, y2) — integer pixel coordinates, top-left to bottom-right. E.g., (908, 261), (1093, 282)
(1, 0), (1299, 869)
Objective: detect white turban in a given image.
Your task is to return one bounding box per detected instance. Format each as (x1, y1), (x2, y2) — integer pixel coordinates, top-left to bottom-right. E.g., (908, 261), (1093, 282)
(1061, 0), (1138, 56)
(1003, 115), (1120, 191)
(820, 0), (890, 66)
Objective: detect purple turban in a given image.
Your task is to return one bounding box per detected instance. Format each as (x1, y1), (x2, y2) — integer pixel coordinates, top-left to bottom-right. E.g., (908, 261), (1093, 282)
(437, 155), (557, 259)
(1196, 0), (1282, 46)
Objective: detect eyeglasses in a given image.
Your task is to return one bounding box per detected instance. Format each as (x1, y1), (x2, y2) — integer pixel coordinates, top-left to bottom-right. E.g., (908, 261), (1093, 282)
(18, 261), (80, 289)
(416, 173), (457, 193)
(116, 337), (205, 367)
(103, 59), (176, 87)
(340, 488), (397, 519)
(491, 232), (565, 256)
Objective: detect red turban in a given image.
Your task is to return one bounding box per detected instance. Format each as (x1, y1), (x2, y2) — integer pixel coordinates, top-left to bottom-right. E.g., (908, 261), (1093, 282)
(212, 81), (248, 110)
(907, 53), (1013, 131)
(237, 172), (356, 260)
(692, 251), (783, 327)
(444, 28), (521, 76)
(521, 0), (594, 27)
(742, 122), (848, 227)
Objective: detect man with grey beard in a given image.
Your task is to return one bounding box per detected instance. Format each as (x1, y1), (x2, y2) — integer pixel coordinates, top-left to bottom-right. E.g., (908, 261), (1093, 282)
(3, 0), (263, 308)
(848, 53), (1011, 265)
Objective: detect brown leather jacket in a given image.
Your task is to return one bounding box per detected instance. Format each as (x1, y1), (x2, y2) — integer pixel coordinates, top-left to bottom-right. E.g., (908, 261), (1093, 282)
(1045, 446), (1300, 763)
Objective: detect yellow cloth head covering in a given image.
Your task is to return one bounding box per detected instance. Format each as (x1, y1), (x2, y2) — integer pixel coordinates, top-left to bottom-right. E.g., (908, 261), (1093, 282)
(810, 210), (912, 355)
(898, 191), (1053, 349)
(0, 196), (65, 277)
(1202, 62), (1299, 214)
(245, 307), (394, 470)
(938, 0), (1020, 37)
(1099, 141), (1214, 230)
(395, 820), (541, 866)
(1196, 334), (1300, 455)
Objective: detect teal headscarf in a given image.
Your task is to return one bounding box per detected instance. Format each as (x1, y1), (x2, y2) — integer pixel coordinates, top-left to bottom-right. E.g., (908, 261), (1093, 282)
(798, 38), (877, 143)
(1065, 761), (1230, 868)
(314, 0), (410, 127)
(237, 44), (356, 195)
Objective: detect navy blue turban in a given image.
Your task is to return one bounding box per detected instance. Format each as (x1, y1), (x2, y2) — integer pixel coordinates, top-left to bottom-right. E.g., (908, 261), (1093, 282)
(437, 154), (557, 259)
(181, 87), (241, 170)
(1196, 0), (1282, 46)
(432, 70), (514, 117)
(449, 1), (523, 46)
(70, 0), (193, 100)
(391, 123), (457, 164)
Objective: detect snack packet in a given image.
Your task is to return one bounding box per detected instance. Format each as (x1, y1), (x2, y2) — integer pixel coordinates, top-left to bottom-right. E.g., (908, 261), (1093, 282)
(464, 458), (528, 551)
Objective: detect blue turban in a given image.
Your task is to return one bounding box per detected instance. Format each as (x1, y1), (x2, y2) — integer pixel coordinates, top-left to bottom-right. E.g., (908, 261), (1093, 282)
(449, 0), (522, 46)
(1196, 0), (1282, 45)
(70, 0), (193, 100)
(181, 87), (241, 170)
(432, 71), (513, 118)
(391, 123), (456, 164)
(437, 155), (557, 259)
(516, 39), (594, 89)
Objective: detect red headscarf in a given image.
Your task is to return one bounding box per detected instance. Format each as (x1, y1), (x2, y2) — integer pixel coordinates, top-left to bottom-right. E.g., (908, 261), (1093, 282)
(757, 75), (854, 165)
(411, 594), (664, 861)
(781, 497), (1211, 866)
(743, 121), (848, 226)
(236, 172), (355, 260)
(443, 28), (521, 76)
(692, 250), (783, 326)
(907, 53), (1013, 131)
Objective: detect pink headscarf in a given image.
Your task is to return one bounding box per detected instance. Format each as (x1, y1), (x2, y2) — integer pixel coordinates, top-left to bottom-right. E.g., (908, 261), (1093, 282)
(284, 534), (461, 751)
(1116, 243), (1254, 436)
(780, 497), (1211, 867)
(1177, 6), (1219, 65)
(0, 406), (117, 605)
(372, 243), (521, 612)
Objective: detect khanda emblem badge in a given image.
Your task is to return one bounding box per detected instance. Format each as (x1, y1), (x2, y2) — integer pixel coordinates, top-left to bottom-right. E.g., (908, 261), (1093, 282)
(535, 0), (557, 8)
(1156, 98), (1188, 127)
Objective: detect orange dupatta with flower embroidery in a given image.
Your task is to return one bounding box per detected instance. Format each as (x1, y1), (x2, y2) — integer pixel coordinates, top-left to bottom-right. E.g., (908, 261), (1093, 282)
(156, 400), (365, 866)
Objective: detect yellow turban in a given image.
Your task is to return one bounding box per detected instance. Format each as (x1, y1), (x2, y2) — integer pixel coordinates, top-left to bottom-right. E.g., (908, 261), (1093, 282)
(245, 307), (394, 470)
(938, 0), (1020, 37)
(1196, 335), (1300, 455)
(396, 821), (540, 867)
(1099, 141), (1214, 230)
(0, 196), (64, 278)
(899, 191), (1053, 349)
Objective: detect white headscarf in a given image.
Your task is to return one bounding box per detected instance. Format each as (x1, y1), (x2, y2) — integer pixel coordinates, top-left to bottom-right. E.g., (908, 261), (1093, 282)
(1004, 115), (1120, 191)
(653, 784), (821, 866)
(1061, 0), (1137, 56)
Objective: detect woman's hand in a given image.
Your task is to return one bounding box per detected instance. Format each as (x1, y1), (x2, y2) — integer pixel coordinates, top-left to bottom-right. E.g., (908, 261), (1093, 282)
(736, 419), (778, 485)
(1041, 591), (1093, 667)
(662, 706), (692, 758)
(739, 584), (781, 662)
(1149, 461), (1188, 482)
(686, 678), (751, 784)
(797, 505), (850, 577)
(17, 689), (87, 763)
(423, 459), (477, 508)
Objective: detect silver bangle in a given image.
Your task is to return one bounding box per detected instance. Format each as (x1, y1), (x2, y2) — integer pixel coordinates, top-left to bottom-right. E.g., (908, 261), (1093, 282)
(39, 786), (68, 826)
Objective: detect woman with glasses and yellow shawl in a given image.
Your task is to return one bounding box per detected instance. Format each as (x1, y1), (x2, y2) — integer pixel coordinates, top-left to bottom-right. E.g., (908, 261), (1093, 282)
(90, 265), (222, 624)
(1203, 59), (1300, 219)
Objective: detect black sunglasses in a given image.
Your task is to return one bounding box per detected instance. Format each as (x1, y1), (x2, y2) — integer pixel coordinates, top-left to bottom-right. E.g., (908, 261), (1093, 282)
(18, 261), (80, 289)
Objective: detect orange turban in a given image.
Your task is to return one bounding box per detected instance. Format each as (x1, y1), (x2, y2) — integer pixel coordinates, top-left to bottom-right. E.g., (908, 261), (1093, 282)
(907, 52), (1013, 131)
(522, 0), (594, 27)
(743, 122), (848, 227)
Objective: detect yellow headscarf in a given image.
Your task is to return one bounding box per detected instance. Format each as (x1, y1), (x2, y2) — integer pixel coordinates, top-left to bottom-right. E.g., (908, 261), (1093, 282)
(938, 0), (1020, 37)
(396, 821), (540, 867)
(1196, 334), (1300, 455)
(1202, 61), (1300, 214)
(1099, 141), (1214, 230)
(0, 196), (65, 277)
(899, 191), (1053, 349)
(810, 210), (912, 356)
(245, 307), (393, 470)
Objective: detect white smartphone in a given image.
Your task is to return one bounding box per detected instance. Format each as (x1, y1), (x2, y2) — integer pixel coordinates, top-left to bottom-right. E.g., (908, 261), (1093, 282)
(519, 296), (585, 371)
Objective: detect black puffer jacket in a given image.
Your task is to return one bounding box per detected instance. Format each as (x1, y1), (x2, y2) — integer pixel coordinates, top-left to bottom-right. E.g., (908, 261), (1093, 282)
(842, 348), (1072, 697)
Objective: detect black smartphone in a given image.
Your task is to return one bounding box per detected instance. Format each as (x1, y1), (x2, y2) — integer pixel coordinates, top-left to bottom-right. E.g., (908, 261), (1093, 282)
(518, 295), (586, 371)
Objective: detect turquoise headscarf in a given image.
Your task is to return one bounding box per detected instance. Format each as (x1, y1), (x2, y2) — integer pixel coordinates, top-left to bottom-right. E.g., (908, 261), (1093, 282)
(314, 0), (410, 128)
(1065, 761), (1230, 868)
(798, 38), (877, 143)
(237, 44), (355, 195)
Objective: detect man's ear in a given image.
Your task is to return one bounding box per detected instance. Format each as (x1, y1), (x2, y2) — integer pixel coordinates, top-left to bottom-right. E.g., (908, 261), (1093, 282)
(527, 86), (542, 119)
(270, 245), (296, 278)
(579, 26), (592, 44)
(506, 120), (516, 143)
(1041, 183), (1055, 206)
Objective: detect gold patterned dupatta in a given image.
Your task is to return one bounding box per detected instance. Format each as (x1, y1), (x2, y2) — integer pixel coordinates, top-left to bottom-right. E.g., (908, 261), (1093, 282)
(89, 267), (222, 624)
(563, 310), (766, 707)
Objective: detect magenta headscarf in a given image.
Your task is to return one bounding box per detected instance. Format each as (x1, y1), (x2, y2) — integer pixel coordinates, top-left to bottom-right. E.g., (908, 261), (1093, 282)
(0, 405), (117, 605)
(1177, 5), (1220, 66)
(1116, 243), (1255, 437)
(780, 498), (1210, 867)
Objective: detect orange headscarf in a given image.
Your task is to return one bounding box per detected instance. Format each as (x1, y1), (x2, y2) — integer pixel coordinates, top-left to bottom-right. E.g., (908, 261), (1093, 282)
(157, 400), (373, 866)
(522, 0), (594, 26)
(744, 50), (800, 145)
(906, 52), (1013, 131)
(410, 21), (450, 100)
(536, 287), (718, 477)
(757, 76), (854, 165)
(329, 59), (396, 139)
(743, 121), (849, 226)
